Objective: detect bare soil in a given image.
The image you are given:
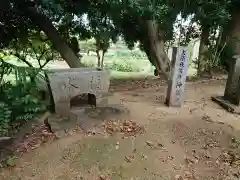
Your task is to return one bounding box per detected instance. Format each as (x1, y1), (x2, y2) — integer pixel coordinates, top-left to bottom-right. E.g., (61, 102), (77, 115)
(1, 77), (240, 180)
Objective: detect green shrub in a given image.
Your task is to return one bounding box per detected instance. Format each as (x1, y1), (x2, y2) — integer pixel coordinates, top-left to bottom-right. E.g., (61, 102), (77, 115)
(81, 62), (95, 68)
(0, 102), (11, 136)
(0, 82), (46, 136)
(106, 59), (141, 72)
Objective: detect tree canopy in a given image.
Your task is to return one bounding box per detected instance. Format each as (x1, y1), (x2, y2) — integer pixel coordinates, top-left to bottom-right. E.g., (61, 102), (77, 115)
(0, 0), (240, 75)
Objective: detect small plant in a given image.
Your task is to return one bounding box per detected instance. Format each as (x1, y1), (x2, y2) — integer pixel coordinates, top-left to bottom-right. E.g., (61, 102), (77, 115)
(0, 102), (11, 136)
(6, 156), (17, 167)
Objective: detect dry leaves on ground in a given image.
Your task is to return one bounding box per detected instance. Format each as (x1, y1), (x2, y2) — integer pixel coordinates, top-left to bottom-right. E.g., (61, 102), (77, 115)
(220, 151), (240, 167)
(16, 124), (57, 155)
(110, 78), (166, 92)
(103, 120), (145, 136)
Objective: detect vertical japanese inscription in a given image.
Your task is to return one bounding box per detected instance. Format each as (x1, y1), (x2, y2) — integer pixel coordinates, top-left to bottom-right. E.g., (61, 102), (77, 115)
(166, 46), (188, 107)
(175, 49), (187, 102)
(89, 74), (102, 91)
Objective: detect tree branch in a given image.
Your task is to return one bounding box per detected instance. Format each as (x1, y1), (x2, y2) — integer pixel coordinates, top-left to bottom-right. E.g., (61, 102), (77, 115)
(11, 52), (34, 67)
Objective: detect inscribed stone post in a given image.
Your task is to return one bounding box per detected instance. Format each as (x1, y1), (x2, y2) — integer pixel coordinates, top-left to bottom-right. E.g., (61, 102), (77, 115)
(165, 46), (188, 107)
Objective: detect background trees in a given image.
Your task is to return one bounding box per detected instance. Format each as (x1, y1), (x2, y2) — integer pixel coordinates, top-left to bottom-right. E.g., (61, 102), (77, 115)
(0, 0), (239, 74)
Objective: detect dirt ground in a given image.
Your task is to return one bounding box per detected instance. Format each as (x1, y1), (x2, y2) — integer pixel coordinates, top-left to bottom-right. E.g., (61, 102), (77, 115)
(1, 77), (240, 180)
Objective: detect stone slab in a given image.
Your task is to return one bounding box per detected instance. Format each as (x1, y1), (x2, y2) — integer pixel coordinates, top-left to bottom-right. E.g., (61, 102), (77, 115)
(211, 96), (240, 114)
(36, 68), (101, 91)
(166, 46), (188, 107)
(46, 68), (110, 116)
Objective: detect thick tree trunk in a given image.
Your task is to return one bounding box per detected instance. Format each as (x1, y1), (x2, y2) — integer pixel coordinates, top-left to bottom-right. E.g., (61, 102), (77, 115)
(96, 50), (101, 68)
(229, 10), (240, 55)
(23, 7), (81, 68)
(145, 20), (171, 79)
(197, 26), (210, 75)
(142, 41), (161, 76)
(224, 8), (240, 102)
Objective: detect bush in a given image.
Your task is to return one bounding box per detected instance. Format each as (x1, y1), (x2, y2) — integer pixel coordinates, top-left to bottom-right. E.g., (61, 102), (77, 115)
(106, 59), (141, 72)
(0, 82), (46, 136)
(81, 62), (95, 68)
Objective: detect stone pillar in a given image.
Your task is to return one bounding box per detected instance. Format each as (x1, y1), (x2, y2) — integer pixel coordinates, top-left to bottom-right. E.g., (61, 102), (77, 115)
(165, 46), (188, 107)
(224, 55), (240, 105)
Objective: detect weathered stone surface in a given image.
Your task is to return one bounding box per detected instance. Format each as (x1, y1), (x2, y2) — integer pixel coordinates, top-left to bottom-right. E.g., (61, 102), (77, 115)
(46, 68), (110, 115)
(166, 46), (188, 107)
(36, 68), (100, 91)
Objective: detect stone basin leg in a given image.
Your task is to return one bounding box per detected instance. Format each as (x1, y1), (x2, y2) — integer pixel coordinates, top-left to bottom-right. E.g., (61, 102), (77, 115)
(55, 100), (71, 116)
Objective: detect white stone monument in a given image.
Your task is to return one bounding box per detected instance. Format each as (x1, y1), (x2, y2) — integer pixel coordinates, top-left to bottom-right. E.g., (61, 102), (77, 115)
(46, 68), (110, 115)
(165, 46), (188, 107)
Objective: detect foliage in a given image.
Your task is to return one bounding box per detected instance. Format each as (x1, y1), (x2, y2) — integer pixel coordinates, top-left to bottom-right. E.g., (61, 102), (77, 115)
(0, 0), (240, 74)
(0, 102), (11, 136)
(0, 60), (46, 136)
(106, 59), (141, 72)
(3, 30), (57, 69)
(0, 82), (46, 136)
(6, 156), (17, 167)
(79, 39), (96, 53)
(0, 0), (31, 49)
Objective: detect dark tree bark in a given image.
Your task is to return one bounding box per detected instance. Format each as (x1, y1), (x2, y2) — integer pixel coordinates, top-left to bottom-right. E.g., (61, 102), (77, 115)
(96, 50), (101, 68)
(197, 26), (210, 75)
(141, 40), (161, 76)
(229, 9), (240, 55)
(145, 20), (171, 79)
(21, 6), (81, 68)
(101, 50), (106, 69)
(223, 7), (240, 103)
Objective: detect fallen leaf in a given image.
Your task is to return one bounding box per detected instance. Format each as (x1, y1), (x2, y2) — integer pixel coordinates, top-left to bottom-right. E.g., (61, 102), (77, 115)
(204, 151), (211, 159)
(175, 175), (183, 180)
(142, 154), (148, 159)
(125, 156), (132, 163)
(99, 174), (106, 180)
(157, 143), (164, 148)
(146, 141), (155, 148)
(184, 171), (194, 179)
(184, 156), (195, 165)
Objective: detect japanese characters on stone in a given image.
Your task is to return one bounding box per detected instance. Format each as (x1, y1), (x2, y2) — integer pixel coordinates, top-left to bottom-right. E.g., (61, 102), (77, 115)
(175, 49), (187, 101)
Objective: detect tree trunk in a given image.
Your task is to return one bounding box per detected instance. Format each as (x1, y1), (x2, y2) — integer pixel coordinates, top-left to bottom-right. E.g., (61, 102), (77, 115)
(142, 41), (161, 76)
(23, 7), (81, 68)
(197, 26), (210, 75)
(96, 50), (101, 68)
(229, 9), (240, 55)
(224, 8), (240, 102)
(145, 20), (171, 79)
(101, 51), (106, 69)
